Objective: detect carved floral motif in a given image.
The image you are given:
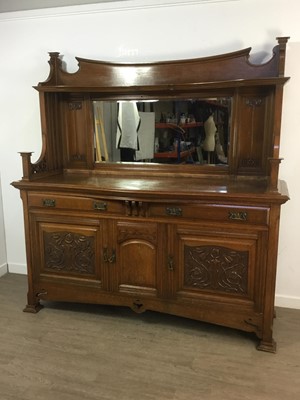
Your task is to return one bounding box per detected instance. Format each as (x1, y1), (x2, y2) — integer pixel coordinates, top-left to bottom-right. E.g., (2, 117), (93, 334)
(245, 98), (263, 107)
(117, 225), (157, 244)
(70, 154), (86, 161)
(184, 245), (248, 294)
(240, 158), (258, 168)
(31, 158), (48, 174)
(118, 229), (157, 244)
(68, 102), (82, 110)
(43, 231), (95, 274)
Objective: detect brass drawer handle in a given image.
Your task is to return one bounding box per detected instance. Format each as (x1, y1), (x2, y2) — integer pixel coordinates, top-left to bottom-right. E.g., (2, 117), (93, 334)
(228, 211), (248, 221)
(93, 201), (107, 211)
(42, 199), (56, 207)
(166, 207), (182, 217)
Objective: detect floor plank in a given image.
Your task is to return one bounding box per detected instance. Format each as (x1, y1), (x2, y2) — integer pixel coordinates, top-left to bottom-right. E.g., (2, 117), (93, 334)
(0, 273), (299, 400)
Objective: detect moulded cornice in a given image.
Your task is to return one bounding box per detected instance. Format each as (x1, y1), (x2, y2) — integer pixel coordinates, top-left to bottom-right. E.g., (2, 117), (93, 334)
(0, 0), (241, 22)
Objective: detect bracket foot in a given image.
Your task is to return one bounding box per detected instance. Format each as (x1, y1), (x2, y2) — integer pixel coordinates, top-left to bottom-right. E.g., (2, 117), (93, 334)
(23, 303), (44, 313)
(257, 339), (277, 353)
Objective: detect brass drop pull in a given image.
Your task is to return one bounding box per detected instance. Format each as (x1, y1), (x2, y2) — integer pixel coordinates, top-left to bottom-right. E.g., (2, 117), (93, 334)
(168, 255), (174, 271)
(103, 247), (109, 263)
(108, 250), (116, 263)
(103, 248), (116, 263)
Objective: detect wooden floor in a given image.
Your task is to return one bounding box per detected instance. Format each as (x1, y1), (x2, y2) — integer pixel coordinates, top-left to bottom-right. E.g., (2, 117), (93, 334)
(0, 273), (299, 400)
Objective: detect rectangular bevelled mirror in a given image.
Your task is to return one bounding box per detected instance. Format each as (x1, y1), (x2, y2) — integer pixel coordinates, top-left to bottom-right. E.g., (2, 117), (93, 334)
(92, 97), (231, 166)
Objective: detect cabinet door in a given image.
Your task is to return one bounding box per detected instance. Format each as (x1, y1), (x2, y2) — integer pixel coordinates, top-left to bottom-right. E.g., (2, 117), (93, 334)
(172, 224), (267, 308)
(31, 214), (105, 288)
(112, 220), (163, 298)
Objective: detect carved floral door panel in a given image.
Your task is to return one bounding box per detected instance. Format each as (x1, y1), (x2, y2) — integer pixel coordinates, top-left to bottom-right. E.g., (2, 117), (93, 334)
(31, 214), (106, 289)
(172, 224), (268, 309)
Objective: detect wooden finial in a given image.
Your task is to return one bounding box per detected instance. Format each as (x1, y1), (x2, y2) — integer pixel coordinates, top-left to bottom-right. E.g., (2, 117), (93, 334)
(276, 37), (290, 76)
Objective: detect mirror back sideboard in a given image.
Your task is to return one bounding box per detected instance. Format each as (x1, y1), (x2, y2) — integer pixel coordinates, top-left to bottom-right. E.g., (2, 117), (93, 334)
(12, 37), (290, 352)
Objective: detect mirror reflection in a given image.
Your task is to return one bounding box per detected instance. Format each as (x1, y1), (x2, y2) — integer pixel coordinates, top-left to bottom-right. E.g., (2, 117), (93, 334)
(93, 98), (231, 165)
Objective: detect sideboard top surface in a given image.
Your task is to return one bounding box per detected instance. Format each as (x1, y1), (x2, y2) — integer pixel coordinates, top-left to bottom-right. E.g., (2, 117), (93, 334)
(12, 173), (289, 204)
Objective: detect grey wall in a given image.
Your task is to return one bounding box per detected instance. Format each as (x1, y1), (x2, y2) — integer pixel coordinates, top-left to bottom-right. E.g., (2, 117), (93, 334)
(0, 0), (128, 13)
(0, 174), (7, 276)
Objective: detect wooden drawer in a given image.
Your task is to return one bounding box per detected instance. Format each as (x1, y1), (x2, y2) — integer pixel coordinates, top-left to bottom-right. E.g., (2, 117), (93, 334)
(27, 193), (124, 215)
(148, 203), (269, 225)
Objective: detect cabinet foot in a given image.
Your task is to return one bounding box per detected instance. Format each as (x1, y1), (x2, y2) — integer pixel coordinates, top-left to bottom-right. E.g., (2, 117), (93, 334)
(23, 303), (44, 313)
(257, 339), (277, 353)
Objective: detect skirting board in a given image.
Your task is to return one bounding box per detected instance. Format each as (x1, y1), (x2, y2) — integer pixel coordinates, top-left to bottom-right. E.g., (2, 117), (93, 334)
(7, 263), (300, 310)
(0, 263), (8, 277)
(8, 263), (27, 275)
(275, 295), (300, 310)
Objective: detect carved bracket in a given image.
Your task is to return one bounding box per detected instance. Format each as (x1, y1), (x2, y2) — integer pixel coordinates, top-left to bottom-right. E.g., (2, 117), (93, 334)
(125, 200), (146, 217)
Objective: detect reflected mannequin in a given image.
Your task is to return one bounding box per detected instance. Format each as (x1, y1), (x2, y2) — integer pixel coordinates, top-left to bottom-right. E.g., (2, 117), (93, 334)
(116, 101), (141, 161)
(93, 98), (230, 165)
(203, 113), (217, 164)
(203, 114), (217, 152)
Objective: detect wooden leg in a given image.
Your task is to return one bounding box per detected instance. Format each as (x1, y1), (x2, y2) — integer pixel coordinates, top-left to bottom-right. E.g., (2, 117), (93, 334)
(23, 291), (44, 313)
